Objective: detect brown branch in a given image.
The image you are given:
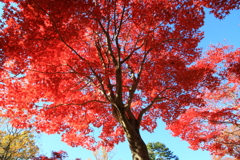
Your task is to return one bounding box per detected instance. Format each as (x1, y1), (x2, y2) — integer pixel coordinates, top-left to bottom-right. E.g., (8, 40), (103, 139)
(115, 4), (126, 65)
(122, 48), (152, 117)
(88, 66), (110, 100)
(64, 63), (111, 102)
(138, 97), (165, 127)
(209, 120), (240, 126)
(47, 100), (108, 109)
(94, 41), (115, 101)
(64, 63), (90, 79)
(127, 48), (152, 104)
(27, 69), (76, 75)
(137, 87), (170, 125)
(95, 42), (115, 99)
(95, 41), (107, 69)
(124, 37), (179, 111)
(98, 20), (117, 66)
(121, 40), (145, 64)
(121, 23), (148, 64)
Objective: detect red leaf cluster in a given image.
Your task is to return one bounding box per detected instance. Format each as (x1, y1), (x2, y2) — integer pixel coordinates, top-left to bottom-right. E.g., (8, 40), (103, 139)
(32, 150), (81, 160)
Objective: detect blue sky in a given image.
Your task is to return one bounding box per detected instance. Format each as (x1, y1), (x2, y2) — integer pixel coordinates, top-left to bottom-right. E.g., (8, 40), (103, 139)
(39, 120), (211, 160)
(1, 3), (240, 160)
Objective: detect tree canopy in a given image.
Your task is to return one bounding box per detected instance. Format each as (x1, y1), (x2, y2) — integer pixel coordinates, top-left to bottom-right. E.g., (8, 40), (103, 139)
(0, 0), (240, 159)
(168, 46), (240, 158)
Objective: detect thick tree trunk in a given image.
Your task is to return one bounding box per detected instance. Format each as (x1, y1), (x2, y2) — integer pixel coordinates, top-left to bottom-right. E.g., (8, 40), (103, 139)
(118, 112), (150, 160)
(126, 129), (150, 160)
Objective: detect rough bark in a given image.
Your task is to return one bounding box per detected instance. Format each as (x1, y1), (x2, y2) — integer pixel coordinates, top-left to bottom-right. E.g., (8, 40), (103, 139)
(115, 107), (150, 160)
(126, 129), (150, 160)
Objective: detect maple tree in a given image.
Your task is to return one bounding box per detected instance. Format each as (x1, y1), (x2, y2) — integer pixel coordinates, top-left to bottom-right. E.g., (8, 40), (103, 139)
(168, 45), (240, 158)
(0, 118), (39, 160)
(0, 0), (240, 159)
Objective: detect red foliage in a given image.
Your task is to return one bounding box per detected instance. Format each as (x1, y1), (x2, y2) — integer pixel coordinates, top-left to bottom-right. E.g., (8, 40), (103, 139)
(168, 45), (240, 157)
(32, 150), (81, 160)
(0, 0), (239, 158)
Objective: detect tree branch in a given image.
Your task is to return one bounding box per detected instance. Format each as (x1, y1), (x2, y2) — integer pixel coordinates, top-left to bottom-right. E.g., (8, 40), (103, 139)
(95, 41), (115, 101)
(98, 20), (117, 66)
(47, 100), (108, 109)
(137, 87), (170, 125)
(137, 96), (164, 126)
(115, 4), (126, 65)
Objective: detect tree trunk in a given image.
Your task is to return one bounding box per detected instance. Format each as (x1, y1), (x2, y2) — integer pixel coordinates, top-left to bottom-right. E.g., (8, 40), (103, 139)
(119, 113), (150, 160)
(114, 97), (150, 159)
(126, 129), (150, 160)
